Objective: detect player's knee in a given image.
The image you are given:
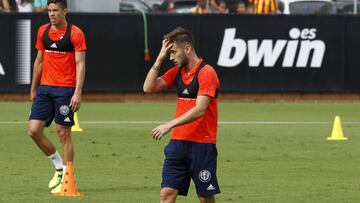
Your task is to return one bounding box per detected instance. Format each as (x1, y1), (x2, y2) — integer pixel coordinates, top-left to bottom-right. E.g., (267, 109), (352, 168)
(28, 126), (42, 140)
(56, 128), (71, 143)
(160, 188), (177, 203)
(197, 195), (215, 203)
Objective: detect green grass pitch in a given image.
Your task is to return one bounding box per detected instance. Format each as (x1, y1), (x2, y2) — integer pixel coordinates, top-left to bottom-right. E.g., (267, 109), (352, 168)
(1, 102), (360, 202)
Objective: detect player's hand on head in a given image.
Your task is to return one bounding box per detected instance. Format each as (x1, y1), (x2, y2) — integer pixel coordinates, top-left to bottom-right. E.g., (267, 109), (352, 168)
(157, 39), (173, 62)
(152, 123), (171, 140)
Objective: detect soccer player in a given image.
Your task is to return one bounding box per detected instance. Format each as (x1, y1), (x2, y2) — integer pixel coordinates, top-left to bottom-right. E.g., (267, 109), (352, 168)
(28, 0), (86, 194)
(143, 27), (220, 203)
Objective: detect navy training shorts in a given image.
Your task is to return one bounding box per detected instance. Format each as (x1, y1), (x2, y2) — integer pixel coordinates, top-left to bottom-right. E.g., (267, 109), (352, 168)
(161, 140), (221, 196)
(29, 85), (75, 127)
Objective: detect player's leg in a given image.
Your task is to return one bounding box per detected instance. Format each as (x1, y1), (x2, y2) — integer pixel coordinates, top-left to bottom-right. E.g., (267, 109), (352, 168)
(51, 87), (75, 193)
(28, 85), (57, 156)
(160, 187), (178, 203)
(161, 140), (191, 202)
(56, 124), (73, 163)
(28, 120), (55, 155)
(50, 124), (73, 194)
(29, 85), (64, 189)
(28, 120), (64, 188)
(52, 86), (75, 164)
(197, 195), (216, 203)
(190, 143), (220, 203)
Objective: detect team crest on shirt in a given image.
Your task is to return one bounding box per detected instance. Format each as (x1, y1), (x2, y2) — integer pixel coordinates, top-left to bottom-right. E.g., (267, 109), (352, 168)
(59, 105), (70, 116)
(199, 170), (211, 183)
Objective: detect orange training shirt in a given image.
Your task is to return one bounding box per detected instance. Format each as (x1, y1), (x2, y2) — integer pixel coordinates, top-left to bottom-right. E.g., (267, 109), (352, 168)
(36, 23), (87, 87)
(161, 59), (220, 144)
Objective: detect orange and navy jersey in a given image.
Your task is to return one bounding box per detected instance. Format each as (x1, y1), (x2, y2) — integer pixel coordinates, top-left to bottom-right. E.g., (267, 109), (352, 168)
(252, 0), (277, 14)
(161, 59), (220, 144)
(36, 23), (86, 87)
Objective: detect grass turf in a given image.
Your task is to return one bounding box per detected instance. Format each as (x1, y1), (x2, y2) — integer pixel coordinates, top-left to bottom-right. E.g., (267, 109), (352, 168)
(1, 102), (360, 202)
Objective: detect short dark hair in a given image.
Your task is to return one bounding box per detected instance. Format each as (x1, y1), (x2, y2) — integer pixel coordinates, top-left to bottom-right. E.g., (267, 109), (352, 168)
(164, 27), (195, 47)
(47, 0), (67, 8)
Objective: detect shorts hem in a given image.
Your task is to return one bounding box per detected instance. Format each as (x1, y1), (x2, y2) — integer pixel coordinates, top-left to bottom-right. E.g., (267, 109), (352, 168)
(196, 190), (221, 197)
(29, 117), (52, 127)
(54, 121), (74, 127)
(161, 184), (188, 196)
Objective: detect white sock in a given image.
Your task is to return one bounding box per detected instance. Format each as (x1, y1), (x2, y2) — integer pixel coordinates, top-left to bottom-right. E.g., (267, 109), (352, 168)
(48, 151), (63, 171)
(61, 165), (67, 182)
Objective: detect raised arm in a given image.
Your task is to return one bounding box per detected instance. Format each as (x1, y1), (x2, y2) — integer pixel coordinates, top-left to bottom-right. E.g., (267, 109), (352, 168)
(143, 39), (173, 93)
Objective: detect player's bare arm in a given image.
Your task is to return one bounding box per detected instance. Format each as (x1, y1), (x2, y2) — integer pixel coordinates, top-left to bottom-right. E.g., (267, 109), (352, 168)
(30, 50), (43, 101)
(2, 0), (10, 12)
(70, 51), (86, 112)
(143, 39), (173, 93)
(210, 0), (220, 11)
(152, 95), (211, 140)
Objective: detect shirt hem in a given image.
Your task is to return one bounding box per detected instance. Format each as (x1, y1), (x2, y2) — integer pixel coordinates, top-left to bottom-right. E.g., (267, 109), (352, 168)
(170, 137), (216, 144)
(40, 83), (76, 88)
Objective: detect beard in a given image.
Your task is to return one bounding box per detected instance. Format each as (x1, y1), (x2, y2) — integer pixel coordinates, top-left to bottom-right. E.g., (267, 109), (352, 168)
(177, 55), (188, 68)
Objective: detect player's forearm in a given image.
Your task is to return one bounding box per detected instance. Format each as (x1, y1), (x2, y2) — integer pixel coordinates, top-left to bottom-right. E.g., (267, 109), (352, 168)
(74, 62), (85, 95)
(2, 0), (10, 12)
(167, 106), (206, 129)
(167, 96), (210, 129)
(31, 61), (42, 90)
(143, 60), (162, 93)
(74, 52), (86, 95)
(210, 0), (219, 10)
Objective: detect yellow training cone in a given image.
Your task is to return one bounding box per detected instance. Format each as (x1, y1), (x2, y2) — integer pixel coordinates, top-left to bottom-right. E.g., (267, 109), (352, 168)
(71, 112), (83, 132)
(327, 116), (347, 140)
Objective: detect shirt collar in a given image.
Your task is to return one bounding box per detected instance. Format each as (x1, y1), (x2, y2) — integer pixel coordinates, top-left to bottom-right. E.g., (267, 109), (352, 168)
(181, 58), (203, 76)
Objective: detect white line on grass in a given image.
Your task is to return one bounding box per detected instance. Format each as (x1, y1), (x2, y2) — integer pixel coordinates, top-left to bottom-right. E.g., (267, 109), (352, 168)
(1, 121), (360, 125)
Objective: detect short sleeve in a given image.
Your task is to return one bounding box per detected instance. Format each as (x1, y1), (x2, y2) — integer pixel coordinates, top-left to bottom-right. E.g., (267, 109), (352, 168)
(35, 25), (46, 51)
(71, 25), (87, 52)
(160, 67), (180, 89)
(198, 65), (220, 98)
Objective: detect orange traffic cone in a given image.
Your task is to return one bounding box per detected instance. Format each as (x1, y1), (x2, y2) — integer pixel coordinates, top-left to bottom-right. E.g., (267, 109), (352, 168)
(54, 162), (84, 196)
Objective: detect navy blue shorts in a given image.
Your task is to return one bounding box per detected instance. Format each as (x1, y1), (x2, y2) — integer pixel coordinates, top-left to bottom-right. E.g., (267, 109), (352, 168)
(29, 85), (75, 127)
(161, 140), (221, 196)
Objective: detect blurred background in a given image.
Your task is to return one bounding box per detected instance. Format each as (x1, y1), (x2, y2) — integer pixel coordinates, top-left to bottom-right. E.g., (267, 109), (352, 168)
(2, 2), (360, 202)
(1, 0), (360, 102)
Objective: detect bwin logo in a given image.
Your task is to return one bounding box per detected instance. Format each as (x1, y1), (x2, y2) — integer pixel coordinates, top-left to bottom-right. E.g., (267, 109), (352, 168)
(217, 27), (326, 68)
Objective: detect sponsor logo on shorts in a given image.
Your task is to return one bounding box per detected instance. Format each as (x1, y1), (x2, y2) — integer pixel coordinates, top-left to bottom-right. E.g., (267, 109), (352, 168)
(64, 117), (71, 122)
(199, 170), (211, 183)
(207, 184), (215, 191)
(59, 105), (70, 116)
